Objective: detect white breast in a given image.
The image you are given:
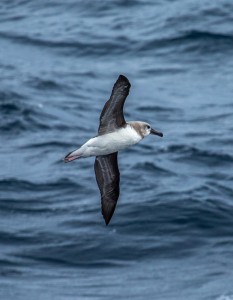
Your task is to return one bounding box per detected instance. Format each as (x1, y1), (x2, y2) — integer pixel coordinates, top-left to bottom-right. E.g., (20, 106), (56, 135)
(81, 125), (142, 157)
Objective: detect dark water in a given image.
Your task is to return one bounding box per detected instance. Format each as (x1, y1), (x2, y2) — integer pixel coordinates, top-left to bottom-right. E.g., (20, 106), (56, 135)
(1, 1), (233, 299)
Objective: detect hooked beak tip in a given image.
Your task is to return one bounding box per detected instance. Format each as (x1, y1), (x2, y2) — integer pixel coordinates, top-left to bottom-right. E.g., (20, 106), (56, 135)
(150, 128), (163, 137)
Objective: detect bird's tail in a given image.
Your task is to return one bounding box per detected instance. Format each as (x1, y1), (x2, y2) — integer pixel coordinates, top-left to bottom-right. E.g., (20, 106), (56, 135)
(64, 148), (83, 163)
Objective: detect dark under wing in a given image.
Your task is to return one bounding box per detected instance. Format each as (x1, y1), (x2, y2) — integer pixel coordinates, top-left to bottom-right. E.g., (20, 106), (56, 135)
(94, 153), (120, 225)
(94, 75), (130, 225)
(98, 74), (131, 136)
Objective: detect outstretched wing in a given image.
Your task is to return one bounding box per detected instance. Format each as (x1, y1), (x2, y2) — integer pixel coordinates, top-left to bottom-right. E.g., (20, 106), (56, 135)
(94, 152), (120, 225)
(98, 75), (131, 135)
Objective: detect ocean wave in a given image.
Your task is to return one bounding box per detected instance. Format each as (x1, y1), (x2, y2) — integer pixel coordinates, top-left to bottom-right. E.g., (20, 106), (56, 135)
(7, 196), (233, 268)
(0, 178), (84, 192)
(2, 26), (232, 59)
(20, 140), (73, 149)
(0, 90), (25, 102)
(189, 112), (233, 122)
(162, 144), (233, 165)
(137, 105), (181, 113)
(138, 30), (233, 54)
(119, 197), (233, 235)
(0, 97), (62, 134)
(0, 115), (50, 134)
(171, 30), (233, 44)
(0, 30), (130, 56)
(131, 161), (175, 176)
(27, 77), (63, 91)
(0, 0), (233, 296)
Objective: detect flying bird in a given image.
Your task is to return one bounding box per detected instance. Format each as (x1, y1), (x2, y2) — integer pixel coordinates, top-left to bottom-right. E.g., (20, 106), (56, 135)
(64, 75), (163, 225)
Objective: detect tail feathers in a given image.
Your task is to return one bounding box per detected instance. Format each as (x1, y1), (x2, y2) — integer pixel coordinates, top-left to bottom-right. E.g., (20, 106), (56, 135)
(64, 150), (81, 163)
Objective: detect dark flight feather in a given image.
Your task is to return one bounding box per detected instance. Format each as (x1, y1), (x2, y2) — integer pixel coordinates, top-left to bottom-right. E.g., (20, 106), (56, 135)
(94, 152), (120, 225)
(94, 75), (130, 225)
(98, 75), (131, 136)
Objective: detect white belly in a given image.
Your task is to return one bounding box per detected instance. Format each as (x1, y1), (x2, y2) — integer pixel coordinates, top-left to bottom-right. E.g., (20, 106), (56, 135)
(81, 125), (142, 157)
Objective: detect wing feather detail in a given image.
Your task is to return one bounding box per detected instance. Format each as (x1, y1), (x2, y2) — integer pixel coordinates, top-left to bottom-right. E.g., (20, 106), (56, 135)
(94, 153), (120, 225)
(98, 75), (131, 135)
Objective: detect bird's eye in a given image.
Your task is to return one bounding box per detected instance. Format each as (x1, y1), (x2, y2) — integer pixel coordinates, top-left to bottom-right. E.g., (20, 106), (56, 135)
(146, 125), (150, 130)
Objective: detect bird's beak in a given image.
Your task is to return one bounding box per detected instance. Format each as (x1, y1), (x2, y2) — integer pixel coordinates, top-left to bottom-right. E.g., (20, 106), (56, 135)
(150, 128), (163, 137)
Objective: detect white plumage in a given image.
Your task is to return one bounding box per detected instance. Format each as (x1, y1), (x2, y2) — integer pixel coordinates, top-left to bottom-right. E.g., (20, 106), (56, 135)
(66, 124), (142, 160)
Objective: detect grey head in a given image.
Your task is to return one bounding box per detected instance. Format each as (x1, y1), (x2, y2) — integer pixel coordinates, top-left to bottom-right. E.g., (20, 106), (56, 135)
(129, 121), (163, 138)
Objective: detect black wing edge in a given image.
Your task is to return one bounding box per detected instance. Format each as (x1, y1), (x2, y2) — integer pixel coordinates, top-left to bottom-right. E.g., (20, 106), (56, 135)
(108, 74), (131, 102)
(94, 152), (120, 225)
(117, 74), (131, 86)
(98, 74), (131, 135)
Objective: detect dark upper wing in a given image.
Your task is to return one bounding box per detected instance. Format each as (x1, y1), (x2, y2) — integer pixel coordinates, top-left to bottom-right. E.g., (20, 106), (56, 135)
(94, 153), (120, 225)
(98, 75), (131, 135)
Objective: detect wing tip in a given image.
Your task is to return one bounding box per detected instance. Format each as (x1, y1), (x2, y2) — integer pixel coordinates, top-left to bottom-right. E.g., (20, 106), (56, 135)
(102, 209), (114, 226)
(104, 217), (110, 226)
(118, 74), (130, 86)
(102, 200), (117, 226)
(103, 213), (113, 226)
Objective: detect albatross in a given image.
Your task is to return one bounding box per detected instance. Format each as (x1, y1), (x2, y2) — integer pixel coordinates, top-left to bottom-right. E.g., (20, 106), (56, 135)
(64, 75), (163, 225)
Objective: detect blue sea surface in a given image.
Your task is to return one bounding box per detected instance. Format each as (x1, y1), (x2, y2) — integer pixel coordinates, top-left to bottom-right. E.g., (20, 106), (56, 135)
(1, 1), (233, 299)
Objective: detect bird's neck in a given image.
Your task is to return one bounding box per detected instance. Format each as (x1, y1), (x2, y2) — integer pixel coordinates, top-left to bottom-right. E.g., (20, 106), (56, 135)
(127, 121), (144, 139)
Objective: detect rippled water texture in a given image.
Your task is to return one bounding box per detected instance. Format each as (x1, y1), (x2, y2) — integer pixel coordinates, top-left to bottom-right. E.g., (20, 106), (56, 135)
(1, 1), (233, 299)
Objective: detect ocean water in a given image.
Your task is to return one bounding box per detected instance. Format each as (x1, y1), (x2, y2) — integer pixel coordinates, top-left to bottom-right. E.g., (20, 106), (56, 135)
(1, 0), (233, 299)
